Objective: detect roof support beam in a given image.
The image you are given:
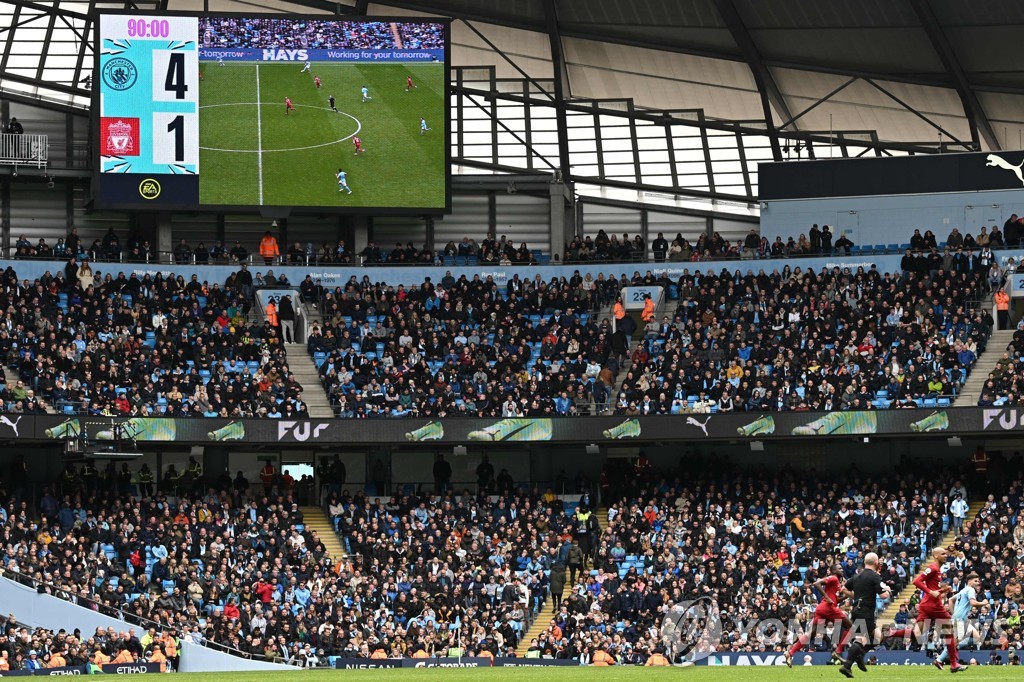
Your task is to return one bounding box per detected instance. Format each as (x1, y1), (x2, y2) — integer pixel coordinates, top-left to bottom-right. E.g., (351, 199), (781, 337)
(909, 0), (1000, 151)
(542, 0), (572, 182)
(711, 0), (793, 162)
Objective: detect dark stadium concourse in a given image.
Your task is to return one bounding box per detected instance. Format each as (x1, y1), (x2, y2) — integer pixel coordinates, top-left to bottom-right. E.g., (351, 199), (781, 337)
(0, 430), (1000, 504)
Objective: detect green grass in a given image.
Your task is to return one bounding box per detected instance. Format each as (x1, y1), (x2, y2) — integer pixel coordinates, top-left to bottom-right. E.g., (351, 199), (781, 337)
(198, 61), (445, 208)
(172, 668), (1020, 682)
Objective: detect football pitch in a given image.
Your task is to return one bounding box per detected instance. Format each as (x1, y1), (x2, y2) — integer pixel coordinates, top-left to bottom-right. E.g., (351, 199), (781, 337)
(168, 667), (1019, 681)
(197, 61), (445, 208)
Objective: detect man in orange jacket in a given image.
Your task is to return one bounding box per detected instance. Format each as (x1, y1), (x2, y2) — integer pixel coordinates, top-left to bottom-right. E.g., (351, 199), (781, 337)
(593, 647), (616, 666)
(265, 298), (279, 332)
(148, 646), (167, 671)
(645, 647), (671, 666)
(259, 231), (280, 265)
(995, 286), (1010, 329)
(641, 294), (656, 322)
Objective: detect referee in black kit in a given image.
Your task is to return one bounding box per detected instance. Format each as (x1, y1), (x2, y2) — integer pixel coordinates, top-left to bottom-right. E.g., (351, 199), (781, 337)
(839, 552), (891, 678)
(328, 95), (338, 113)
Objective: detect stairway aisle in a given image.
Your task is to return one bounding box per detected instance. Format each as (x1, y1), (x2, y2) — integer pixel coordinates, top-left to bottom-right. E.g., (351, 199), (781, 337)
(515, 507), (608, 655)
(7, 365), (56, 414)
(955, 329), (1015, 406)
(300, 506), (347, 560)
(283, 342), (335, 418)
(878, 500), (986, 625)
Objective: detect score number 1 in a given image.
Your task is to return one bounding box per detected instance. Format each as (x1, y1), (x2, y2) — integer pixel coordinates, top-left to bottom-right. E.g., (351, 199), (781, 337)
(151, 49), (197, 169)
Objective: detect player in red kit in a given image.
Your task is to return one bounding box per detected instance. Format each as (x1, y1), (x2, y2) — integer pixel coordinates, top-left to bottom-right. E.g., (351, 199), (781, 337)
(314, 76), (322, 89)
(352, 137), (364, 155)
(887, 548), (964, 672)
(405, 75), (416, 91)
(285, 97), (295, 115)
(786, 564), (852, 667)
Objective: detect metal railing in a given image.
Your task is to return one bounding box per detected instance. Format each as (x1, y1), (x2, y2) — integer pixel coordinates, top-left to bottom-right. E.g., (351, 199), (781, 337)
(0, 133), (47, 169)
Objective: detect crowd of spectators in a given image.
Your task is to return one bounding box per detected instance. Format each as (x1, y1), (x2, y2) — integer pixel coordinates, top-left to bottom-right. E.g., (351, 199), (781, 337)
(13, 222), (1020, 271)
(562, 223), (1024, 266)
(0, 263), (308, 417)
(878, 452), (1024, 653)
(0, 452), (979, 664)
(614, 262), (990, 414)
(305, 270), (622, 417)
(977, 310), (1024, 406)
(200, 17), (443, 51)
(519, 455), (966, 659)
(0, 613), (178, 672)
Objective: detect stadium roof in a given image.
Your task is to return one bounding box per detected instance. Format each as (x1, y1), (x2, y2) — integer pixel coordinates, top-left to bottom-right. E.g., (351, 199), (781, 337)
(360, 0), (1024, 153)
(3, 0), (1024, 158)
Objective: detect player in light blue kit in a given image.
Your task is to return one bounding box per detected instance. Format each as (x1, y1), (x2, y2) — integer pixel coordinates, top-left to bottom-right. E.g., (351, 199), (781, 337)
(420, 117), (430, 135)
(935, 572), (986, 669)
(336, 169), (352, 194)
(361, 86), (371, 102)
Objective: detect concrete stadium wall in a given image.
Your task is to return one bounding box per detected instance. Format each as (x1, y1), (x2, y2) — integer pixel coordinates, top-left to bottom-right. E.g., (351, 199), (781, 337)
(760, 189), (1024, 247)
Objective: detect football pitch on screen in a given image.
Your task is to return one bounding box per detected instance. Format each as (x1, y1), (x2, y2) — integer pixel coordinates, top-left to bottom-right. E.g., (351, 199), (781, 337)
(197, 62), (445, 208)
(158, 667), (1016, 681)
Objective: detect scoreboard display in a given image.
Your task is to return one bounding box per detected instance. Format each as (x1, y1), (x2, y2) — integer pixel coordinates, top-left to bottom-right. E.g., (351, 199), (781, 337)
(94, 12), (449, 213)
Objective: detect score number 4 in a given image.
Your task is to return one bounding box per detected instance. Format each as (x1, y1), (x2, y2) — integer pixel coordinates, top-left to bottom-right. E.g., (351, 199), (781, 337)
(152, 50), (196, 168)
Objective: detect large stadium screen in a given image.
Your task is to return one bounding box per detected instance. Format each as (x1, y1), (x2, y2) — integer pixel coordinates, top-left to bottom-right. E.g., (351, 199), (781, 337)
(94, 13), (449, 212)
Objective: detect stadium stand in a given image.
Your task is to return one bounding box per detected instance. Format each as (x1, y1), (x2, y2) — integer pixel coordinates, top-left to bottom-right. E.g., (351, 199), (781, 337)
(0, 264), (308, 418)
(305, 271), (620, 417)
(0, 453), (989, 663)
(616, 261), (992, 414)
(0, 613), (179, 671)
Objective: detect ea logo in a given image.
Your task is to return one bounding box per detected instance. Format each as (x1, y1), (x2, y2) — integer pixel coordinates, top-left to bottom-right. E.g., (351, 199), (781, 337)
(138, 178), (161, 200)
(102, 57), (138, 91)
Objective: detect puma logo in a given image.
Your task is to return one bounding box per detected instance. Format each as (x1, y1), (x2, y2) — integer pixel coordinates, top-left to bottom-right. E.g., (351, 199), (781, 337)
(986, 154), (1024, 186)
(0, 415), (21, 437)
(686, 415), (711, 437)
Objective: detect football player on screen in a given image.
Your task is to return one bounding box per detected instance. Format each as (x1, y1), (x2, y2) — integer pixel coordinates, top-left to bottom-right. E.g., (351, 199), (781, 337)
(353, 137), (364, 155)
(405, 76), (416, 92)
(285, 97), (296, 115)
(300, 61), (311, 74)
(327, 95), (338, 113)
(361, 85), (372, 102)
(420, 117), (431, 135)
(314, 75), (322, 89)
(336, 169), (352, 194)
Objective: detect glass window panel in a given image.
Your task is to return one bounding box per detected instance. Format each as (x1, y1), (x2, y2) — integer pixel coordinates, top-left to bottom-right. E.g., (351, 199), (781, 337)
(637, 137), (667, 152)
(601, 138), (635, 153)
(639, 152), (670, 167)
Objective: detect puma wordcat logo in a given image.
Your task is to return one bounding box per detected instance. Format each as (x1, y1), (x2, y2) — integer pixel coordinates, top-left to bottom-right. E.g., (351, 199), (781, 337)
(986, 154), (1024, 185)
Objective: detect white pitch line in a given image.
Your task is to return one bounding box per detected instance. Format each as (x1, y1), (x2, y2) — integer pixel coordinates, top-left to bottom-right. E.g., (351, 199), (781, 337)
(198, 103), (362, 152)
(255, 63), (263, 205)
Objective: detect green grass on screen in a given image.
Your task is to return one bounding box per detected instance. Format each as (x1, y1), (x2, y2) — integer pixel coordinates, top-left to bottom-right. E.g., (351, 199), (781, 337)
(198, 61), (445, 208)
